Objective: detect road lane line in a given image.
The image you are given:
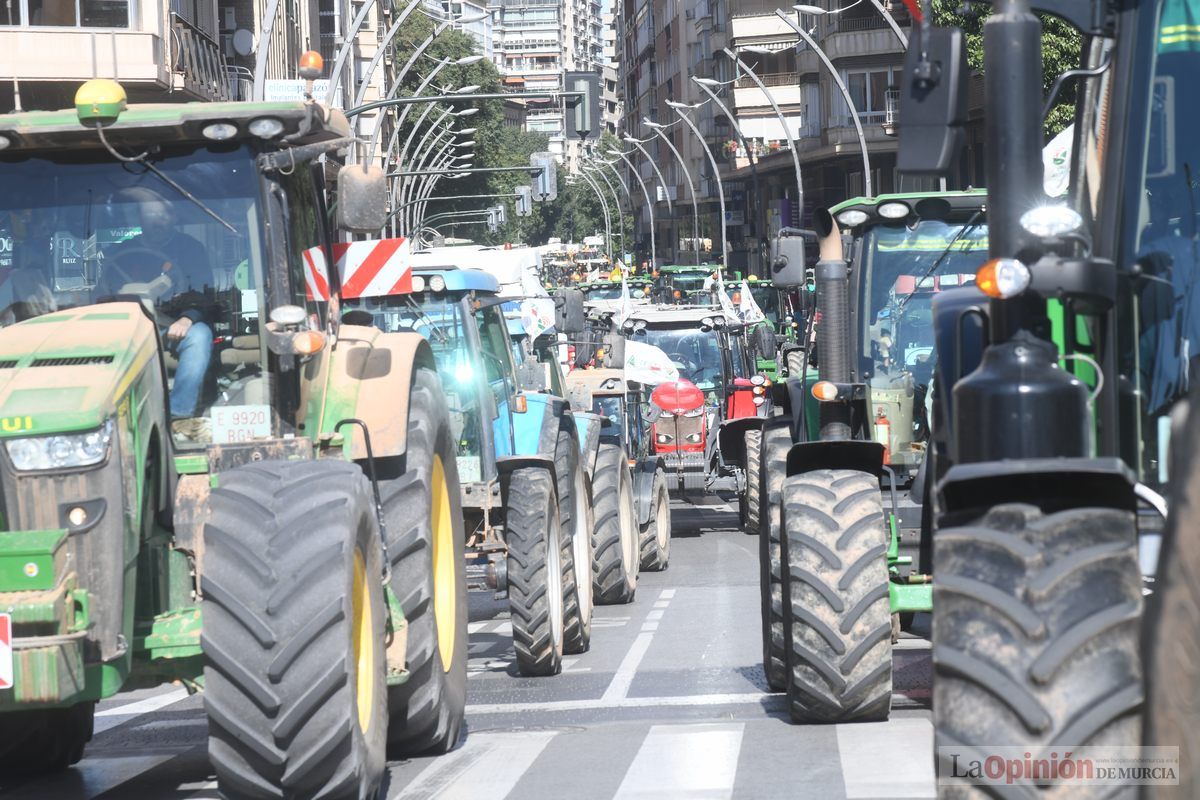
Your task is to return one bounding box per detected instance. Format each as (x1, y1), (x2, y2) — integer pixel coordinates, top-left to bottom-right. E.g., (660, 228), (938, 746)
(93, 687), (190, 734)
(660, 589), (676, 599)
(646, 609), (664, 620)
(653, 600), (670, 609)
(640, 622), (658, 632)
(836, 718), (935, 798)
(394, 730), (558, 800)
(601, 631), (654, 701)
(467, 691), (789, 714)
(613, 723), (745, 799)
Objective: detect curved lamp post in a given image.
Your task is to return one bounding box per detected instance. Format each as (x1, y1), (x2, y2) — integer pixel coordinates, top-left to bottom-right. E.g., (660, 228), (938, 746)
(666, 100), (729, 275)
(399, 108), (478, 229)
(391, 122), (466, 233)
(794, 0), (907, 46)
(691, 75), (764, 274)
(411, 147), (478, 233)
(623, 135), (673, 216)
(642, 120), (702, 265)
(775, 10), (873, 196)
(408, 132), (476, 233)
(573, 172), (615, 262)
(607, 148), (657, 271)
(583, 163), (627, 261)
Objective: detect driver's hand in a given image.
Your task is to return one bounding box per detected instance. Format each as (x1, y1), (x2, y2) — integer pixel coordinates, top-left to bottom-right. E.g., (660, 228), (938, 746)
(166, 317), (193, 341)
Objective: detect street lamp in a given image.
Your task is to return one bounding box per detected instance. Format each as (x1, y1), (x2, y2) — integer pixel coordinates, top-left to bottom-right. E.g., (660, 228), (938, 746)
(574, 172), (615, 262)
(583, 163), (627, 261)
(622, 135), (673, 215)
(794, 0), (907, 45)
(642, 120), (702, 265)
(666, 100), (729, 275)
(408, 131), (479, 232)
(691, 75), (764, 274)
(775, 9), (874, 196)
(395, 124), (468, 233)
(607, 148), (658, 270)
(721, 47), (807, 225)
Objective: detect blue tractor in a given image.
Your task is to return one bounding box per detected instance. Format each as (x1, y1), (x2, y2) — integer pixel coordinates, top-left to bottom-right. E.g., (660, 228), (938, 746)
(344, 267), (595, 676)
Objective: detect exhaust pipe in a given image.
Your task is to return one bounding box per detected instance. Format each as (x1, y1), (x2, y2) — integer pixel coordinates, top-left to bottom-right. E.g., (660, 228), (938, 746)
(813, 209), (852, 440)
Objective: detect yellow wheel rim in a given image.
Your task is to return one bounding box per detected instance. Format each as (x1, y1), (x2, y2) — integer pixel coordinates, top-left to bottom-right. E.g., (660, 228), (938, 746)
(351, 549), (374, 735)
(431, 455), (457, 672)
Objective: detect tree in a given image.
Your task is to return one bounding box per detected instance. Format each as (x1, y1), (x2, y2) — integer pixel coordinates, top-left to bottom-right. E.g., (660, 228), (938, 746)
(931, 0), (1082, 138)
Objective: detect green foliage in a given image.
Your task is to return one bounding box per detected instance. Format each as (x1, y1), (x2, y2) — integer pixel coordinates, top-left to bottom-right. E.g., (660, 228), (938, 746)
(931, 0), (1082, 138)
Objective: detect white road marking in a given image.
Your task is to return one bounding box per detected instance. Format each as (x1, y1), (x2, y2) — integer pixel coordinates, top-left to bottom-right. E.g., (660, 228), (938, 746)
(653, 600), (671, 609)
(646, 609), (664, 621)
(466, 691), (787, 715)
(836, 718), (936, 798)
(94, 687), (190, 734)
(591, 616), (631, 628)
(394, 730), (558, 800)
(613, 723), (745, 799)
(893, 638), (932, 650)
(641, 622), (658, 632)
(601, 631), (654, 701)
(660, 589), (676, 599)
(467, 621), (490, 634)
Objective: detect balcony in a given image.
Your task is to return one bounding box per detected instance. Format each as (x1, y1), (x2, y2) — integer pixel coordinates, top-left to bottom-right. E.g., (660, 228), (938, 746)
(734, 76), (801, 110)
(729, 12), (794, 41)
(0, 2), (232, 101)
(823, 26), (905, 62)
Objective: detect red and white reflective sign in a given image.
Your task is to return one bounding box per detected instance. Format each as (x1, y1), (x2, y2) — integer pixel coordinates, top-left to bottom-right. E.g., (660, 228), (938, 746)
(303, 238), (413, 301)
(0, 613), (12, 690)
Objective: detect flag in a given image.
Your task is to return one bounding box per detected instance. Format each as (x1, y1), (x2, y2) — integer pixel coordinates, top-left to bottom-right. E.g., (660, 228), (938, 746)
(624, 340), (680, 385)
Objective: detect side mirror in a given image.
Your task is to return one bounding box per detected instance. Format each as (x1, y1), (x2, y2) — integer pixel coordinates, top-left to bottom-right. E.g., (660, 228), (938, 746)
(337, 164), (388, 234)
(555, 289), (585, 334)
(897, 27), (968, 176)
(771, 229), (808, 288)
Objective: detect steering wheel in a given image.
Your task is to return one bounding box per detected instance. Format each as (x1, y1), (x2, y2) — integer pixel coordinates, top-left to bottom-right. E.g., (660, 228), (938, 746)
(105, 246), (176, 298)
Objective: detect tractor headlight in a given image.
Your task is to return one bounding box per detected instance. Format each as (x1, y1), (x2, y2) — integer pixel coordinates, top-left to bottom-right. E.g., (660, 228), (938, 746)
(684, 433), (702, 443)
(6, 419), (114, 471)
(656, 432), (673, 444)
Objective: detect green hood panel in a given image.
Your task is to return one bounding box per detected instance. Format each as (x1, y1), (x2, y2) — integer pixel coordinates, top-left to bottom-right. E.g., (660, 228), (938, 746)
(0, 303), (159, 436)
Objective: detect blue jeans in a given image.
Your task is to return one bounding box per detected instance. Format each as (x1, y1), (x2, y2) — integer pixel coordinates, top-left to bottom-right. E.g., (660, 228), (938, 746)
(166, 321), (212, 419)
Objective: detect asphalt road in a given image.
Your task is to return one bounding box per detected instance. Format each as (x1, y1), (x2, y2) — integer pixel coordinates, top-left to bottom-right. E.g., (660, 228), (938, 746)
(0, 501), (935, 800)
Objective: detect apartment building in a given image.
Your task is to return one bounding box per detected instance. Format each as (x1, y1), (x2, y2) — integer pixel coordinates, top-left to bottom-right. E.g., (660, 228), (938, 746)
(601, 11), (621, 134)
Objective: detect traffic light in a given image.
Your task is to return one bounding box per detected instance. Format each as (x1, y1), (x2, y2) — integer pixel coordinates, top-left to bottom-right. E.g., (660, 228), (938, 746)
(565, 71), (600, 140)
(487, 207), (499, 232)
(530, 152), (557, 201)
(495, 204), (507, 226)
(515, 185), (533, 217)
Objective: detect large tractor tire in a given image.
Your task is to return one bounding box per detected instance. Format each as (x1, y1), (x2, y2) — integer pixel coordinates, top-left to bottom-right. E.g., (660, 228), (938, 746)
(0, 702), (94, 774)
(934, 504), (1142, 793)
(591, 443), (639, 604)
(759, 424), (791, 692)
(781, 470), (892, 723)
(743, 428), (763, 534)
(202, 460), (387, 800)
(557, 427), (594, 654)
(506, 467), (567, 676)
(639, 468), (672, 571)
(1146, 403), (1200, 795)
(785, 348), (806, 380)
(380, 367), (467, 756)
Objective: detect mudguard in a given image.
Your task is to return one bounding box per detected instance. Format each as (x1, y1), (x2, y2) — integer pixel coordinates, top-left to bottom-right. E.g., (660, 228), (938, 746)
(516, 392), (569, 457)
(934, 457), (1138, 529)
(574, 411), (603, 478)
(718, 416), (764, 470)
(633, 457), (665, 527)
(496, 454), (559, 509)
(320, 324), (436, 460)
(785, 439), (885, 478)
(930, 286), (987, 445)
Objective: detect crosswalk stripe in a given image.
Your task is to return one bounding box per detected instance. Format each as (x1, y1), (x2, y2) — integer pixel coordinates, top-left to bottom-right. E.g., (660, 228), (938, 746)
(613, 723), (745, 799)
(836, 718), (936, 798)
(94, 687), (190, 734)
(393, 730), (558, 800)
(2, 754), (177, 800)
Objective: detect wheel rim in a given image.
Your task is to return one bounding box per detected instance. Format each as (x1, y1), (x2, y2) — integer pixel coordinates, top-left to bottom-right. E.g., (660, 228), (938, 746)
(573, 470), (593, 617)
(619, 474), (637, 573)
(656, 491), (670, 549)
(547, 512), (564, 649)
(431, 455), (457, 673)
(350, 549), (374, 735)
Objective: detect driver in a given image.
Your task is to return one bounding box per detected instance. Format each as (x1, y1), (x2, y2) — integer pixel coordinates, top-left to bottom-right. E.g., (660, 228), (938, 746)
(103, 188), (214, 442)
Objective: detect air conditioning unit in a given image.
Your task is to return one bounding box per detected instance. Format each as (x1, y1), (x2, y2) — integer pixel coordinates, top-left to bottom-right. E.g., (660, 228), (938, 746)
(684, 8), (694, 18)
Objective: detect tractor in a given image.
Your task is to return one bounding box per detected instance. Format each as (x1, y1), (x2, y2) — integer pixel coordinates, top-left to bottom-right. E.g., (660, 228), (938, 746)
(0, 76), (467, 797)
(618, 306), (769, 509)
(342, 266), (597, 677)
(752, 190), (990, 724)
(895, 0), (1200, 784)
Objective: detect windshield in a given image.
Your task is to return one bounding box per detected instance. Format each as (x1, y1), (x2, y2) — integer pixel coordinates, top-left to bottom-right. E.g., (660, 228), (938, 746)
(344, 293), (485, 469)
(642, 325), (724, 389)
(750, 285), (780, 322)
(585, 285), (623, 301)
(860, 219), (989, 384)
(0, 144), (269, 448)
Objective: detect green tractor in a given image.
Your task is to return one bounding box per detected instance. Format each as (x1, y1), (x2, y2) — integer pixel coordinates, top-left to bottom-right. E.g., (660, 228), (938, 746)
(752, 190), (989, 723)
(896, 0), (1200, 785)
(0, 78), (467, 796)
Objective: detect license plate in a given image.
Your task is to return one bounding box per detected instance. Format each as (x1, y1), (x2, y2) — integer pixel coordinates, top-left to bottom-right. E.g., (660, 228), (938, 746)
(0, 613), (11, 690)
(211, 405), (272, 444)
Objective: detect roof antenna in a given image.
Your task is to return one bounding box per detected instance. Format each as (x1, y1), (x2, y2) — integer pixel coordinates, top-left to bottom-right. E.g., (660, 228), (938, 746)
(5, 0), (22, 111)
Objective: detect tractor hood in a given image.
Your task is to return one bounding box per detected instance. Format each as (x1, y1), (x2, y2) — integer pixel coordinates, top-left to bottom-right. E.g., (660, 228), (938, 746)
(0, 303), (159, 436)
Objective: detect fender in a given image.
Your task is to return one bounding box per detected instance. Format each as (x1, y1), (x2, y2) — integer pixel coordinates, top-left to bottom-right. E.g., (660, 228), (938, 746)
(718, 416), (765, 470)
(573, 411), (603, 479)
(632, 457), (663, 528)
(930, 286), (988, 445)
(320, 325), (435, 460)
(785, 439), (885, 478)
(496, 454), (559, 510)
(935, 457), (1138, 529)
(514, 392), (568, 457)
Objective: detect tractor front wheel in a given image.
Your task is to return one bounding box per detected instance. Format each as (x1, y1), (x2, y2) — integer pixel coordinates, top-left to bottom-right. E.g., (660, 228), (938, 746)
(507, 468), (567, 676)
(639, 468), (671, 572)
(559, 431), (594, 654)
(0, 701), (94, 774)
(591, 443), (639, 603)
(759, 424), (792, 692)
(381, 367), (468, 756)
(742, 428), (762, 534)
(781, 469), (892, 723)
(934, 504), (1142, 792)
(202, 460), (387, 800)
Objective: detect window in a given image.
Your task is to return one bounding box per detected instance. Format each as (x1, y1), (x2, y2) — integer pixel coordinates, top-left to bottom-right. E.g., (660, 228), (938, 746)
(2, 0), (130, 27)
(841, 68), (896, 123)
(274, 165), (330, 330)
